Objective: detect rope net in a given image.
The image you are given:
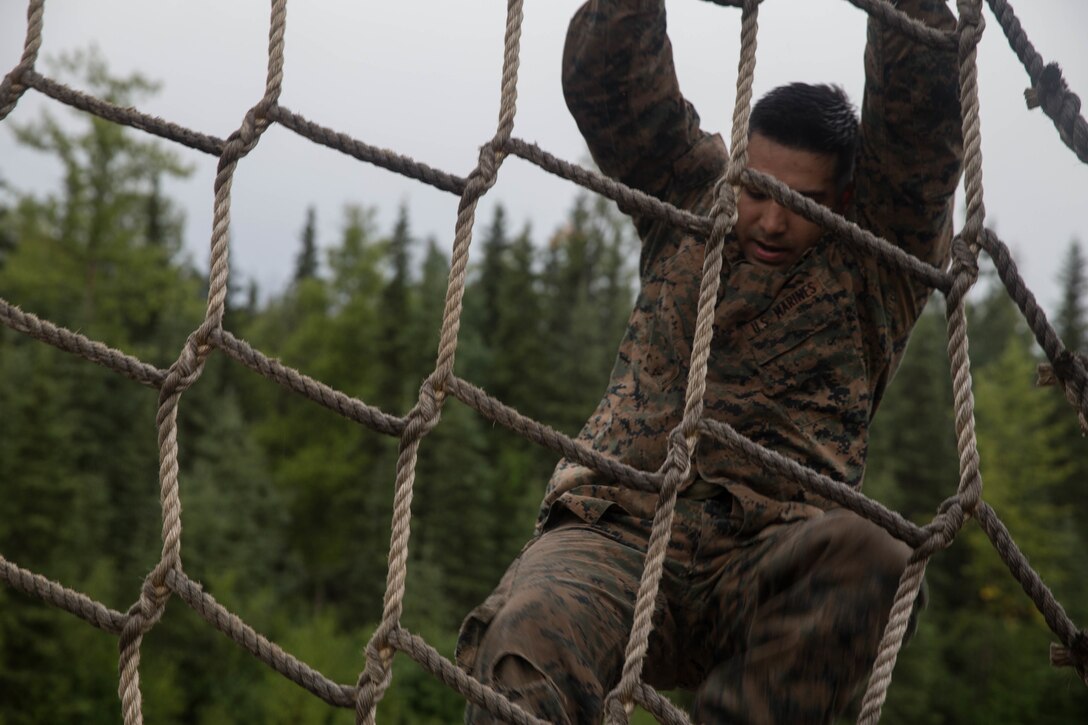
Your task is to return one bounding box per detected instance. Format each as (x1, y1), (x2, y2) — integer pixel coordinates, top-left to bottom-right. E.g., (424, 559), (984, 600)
(1, 0), (1086, 723)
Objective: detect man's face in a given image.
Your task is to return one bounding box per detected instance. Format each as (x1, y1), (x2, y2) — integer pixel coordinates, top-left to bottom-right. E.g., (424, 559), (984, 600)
(735, 132), (848, 270)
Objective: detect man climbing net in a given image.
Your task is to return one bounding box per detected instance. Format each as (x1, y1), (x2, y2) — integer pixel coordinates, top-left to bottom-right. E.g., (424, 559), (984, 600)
(458, 1), (962, 721)
(0, 0), (1086, 724)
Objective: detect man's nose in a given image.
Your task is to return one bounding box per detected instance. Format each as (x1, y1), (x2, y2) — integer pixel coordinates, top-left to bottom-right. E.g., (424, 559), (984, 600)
(760, 202), (788, 236)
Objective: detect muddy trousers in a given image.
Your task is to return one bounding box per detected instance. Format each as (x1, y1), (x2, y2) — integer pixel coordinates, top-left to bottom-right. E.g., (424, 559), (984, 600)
(458, 499), (913, 724)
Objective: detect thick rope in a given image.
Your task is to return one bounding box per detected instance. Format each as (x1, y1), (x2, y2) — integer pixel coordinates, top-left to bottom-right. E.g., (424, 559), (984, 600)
(858, 1), (990, 719)
(447, 376), (662, 494)
(166, 569), (358, 707)
(0, 0), (43, 120)
(740, 168), (953, 292)
(355, 4), (525, 722)
(0, 554), (126, 634)
(0, 298), (167, 387)
(699, 418), (928, 547)
(606, 2), (760, 722)
(972, 504), (1086, 679)
(976, 229), (1088, 432)
(986, 0), (1088, 165)
(116, 2), (290, 722)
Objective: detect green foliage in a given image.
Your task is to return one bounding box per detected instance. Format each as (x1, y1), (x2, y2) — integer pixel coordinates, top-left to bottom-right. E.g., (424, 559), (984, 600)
(864, 259), (1088, 724)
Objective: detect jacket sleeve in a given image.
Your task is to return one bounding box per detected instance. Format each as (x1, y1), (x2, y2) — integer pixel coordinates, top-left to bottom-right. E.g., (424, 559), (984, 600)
(562, 0), (718, 201)
(851, 0), (964, 334)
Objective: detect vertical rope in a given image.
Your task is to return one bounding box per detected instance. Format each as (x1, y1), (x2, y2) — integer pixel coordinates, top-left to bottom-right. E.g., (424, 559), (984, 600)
(858, 2), (989, 721)
(115, 2), (289, 723)
(354, 3), (526, 723)
(604, 3), (760, 722)
(0, 0), (44, 120)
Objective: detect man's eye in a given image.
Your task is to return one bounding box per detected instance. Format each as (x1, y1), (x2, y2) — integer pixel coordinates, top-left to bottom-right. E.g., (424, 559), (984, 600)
(745, 189), (768, 202)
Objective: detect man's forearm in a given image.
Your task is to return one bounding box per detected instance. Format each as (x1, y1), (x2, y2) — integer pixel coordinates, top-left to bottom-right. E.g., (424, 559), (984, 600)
(563, 0), (705, 198)
(853, 0), (964, 266)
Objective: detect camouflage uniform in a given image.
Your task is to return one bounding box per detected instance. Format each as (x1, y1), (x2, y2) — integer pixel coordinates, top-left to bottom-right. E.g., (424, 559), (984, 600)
(459, 0), (963, 722)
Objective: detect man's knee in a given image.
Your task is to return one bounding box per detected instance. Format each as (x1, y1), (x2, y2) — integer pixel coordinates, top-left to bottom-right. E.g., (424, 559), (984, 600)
(466, 646), (570, 725)
(815, 509), (911, 585)
(460, 525), (640, 723)
(814, 510), (925, 636)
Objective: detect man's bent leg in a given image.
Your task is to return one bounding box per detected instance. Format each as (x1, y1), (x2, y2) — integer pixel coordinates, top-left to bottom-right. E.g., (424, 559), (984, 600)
(694, 509), (913, 725)
(459, 522), (668, 725)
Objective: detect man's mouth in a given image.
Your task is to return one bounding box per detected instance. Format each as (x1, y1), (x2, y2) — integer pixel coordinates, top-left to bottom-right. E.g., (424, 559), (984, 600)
(749, 240), (790, 265)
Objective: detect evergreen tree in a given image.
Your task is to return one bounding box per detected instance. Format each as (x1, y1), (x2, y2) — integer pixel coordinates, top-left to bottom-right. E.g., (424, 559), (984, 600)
(966, 257), (1029, 372)
(294, 205), (320, 283)
(1045, 238), (1088, 623)
(949, 335), (1088, 723)
(539, 192), (637, 435)
(374, 204), (419, 412)
(1054, 240), (1086, 354)
(0, 50), (302, 724)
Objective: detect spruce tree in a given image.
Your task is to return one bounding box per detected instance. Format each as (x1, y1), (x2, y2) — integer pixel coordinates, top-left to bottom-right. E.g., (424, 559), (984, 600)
(294, 205), (320, 283)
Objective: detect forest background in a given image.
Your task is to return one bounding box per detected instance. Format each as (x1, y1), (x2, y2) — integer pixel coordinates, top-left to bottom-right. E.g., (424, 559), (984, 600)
(1, 57), (1086, 725)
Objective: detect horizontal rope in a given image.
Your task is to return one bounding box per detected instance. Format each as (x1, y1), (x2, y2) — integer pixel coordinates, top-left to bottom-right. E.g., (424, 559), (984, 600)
(699, 418), (928, 547)
(210, 329), (406, 437)
(446, 375), (662, 493)
(974, 502), (1080, 650)
(986, 0), (1088, 164)
(270, 105), (468, 196)
(505, 137), (711, 237)
(385, 626), (550, 725)
(0, 554), (126, 634)
(0, 297), (167, 387)
(28, 70), (226, 155)
(976, 229), (1088, 426)
(166, 569), (357, 707)
(741, 169), (954, 292)
(846, 0), (957, 49)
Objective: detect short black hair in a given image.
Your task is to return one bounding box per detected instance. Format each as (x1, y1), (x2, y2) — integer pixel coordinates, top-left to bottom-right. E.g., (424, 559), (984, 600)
(749, 82), (859, 192)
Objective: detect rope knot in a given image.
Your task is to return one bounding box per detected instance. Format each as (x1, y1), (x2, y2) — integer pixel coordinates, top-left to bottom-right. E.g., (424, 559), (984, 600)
(356, 638), (396, 722)
(0, 2), (43, 120)
(603, 690), (634, 725)
(1037, 351), (1088, 434)
(140, 575), (172, 618)
(0, 67), (32, 120)
(955, 0), (985, 47)
(1050, 349), (1081, 382)
(120, 573), (171, 650)
(1025, 63), (1073, 111)
(712, 173), (739, 221)
(914, 498), (966, 560)
(162, 336), (210, 397)
(219, 104), (273, 170)
(946, 234), (980, 310)
(663, 428), (693, 485)
(950, 234), (980, 276)
(1050, 630), (1088, 685)
(402, 376), (445, 443)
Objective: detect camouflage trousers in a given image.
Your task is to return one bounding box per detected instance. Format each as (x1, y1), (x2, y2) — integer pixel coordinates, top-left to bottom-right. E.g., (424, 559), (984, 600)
(456, 490), (914, 724)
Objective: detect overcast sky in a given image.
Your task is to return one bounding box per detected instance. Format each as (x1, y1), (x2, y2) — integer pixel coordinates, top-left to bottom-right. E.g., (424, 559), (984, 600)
(2, 0), (1086, 315)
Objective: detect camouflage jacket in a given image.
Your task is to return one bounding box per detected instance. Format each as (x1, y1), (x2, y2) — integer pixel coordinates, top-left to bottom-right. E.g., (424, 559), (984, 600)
(543, 0), (963, 532)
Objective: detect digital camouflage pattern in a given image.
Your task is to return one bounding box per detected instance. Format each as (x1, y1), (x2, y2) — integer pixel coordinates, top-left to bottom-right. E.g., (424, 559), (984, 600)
(460, 496), (914, 724)
(545, 0), (963, 530)
(459, 0), (963, 722)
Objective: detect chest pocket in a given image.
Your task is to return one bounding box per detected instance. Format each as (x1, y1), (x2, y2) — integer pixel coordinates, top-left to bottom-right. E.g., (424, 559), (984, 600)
(744, 281), (867, 431)
(644, 240), (704, 387)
